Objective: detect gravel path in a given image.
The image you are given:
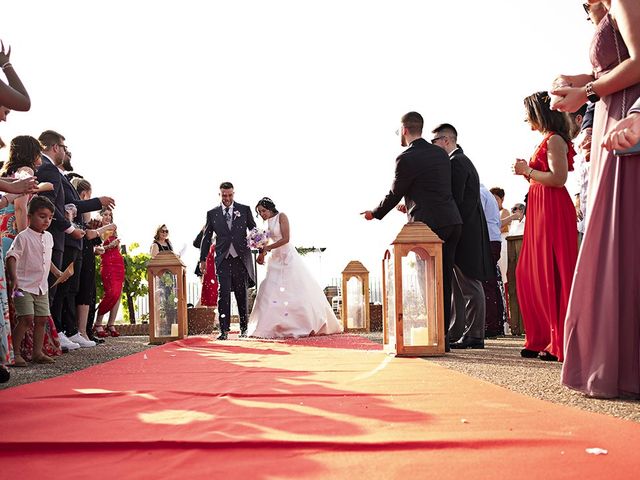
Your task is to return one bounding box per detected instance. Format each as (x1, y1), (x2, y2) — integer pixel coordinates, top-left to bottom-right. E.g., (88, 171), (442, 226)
(2, 333), (639, 423)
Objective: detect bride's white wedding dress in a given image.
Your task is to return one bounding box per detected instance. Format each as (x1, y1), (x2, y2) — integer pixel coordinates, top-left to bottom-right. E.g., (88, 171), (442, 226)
(247, 213), (342, 338)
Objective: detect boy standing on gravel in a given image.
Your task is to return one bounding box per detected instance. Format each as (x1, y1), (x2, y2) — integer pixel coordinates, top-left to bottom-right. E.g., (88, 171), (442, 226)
(6, 196), (69, 366)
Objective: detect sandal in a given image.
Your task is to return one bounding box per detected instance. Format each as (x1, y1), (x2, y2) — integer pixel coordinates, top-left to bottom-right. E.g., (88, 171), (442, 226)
(107, 325), (120, 337)
(93, 325), (109, 338)
(32, 354), (55, 364)
(13, 355), (27, 367)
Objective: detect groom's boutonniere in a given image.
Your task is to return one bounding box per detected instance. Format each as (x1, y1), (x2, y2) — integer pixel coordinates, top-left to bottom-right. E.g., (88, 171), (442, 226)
(234, 211), (242, 219)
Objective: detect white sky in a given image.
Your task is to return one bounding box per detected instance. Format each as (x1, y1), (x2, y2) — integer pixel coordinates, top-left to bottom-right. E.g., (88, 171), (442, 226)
(1, 1), (594, 287)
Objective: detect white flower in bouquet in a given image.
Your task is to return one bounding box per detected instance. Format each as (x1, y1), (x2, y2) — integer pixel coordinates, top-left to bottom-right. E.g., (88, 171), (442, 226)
(247, 227), (270, 249)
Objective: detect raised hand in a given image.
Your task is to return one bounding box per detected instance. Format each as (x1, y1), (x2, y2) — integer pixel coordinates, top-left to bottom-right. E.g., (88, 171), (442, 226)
(70, 229), (86, 240)
(0, 40), (11, 66)
(99, 196), (116, 209)
(603, 113), (640, 151)
(4, 176), (37, 194)
(512, 159), (529, 176)
(360, 210), (374, 221)
(549, 85), (587, 113)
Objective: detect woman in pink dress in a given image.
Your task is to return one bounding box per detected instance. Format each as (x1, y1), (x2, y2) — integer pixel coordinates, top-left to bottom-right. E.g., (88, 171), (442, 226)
(551, 0), (640, 398)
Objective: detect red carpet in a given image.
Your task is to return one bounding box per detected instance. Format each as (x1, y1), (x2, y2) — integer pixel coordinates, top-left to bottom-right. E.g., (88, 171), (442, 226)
(1, 334), (639, 479)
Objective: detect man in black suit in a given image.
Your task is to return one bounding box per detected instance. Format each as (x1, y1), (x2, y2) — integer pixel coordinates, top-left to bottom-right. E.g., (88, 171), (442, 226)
(200, 182), (256, 340)
(362, 112), (462, 350)
(56, 151), (114, 347)
(431, 124), (494, 349)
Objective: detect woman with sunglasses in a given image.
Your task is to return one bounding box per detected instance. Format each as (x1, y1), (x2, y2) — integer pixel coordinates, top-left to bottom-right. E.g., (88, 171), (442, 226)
(150, 224), (173, 258)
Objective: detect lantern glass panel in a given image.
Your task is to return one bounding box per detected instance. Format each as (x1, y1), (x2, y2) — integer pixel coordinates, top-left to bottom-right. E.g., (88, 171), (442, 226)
(346, 276), (364, 329)
(385, 253), (396, 341)
(401, 250), (435, 347)
(153, 270), (179, 337)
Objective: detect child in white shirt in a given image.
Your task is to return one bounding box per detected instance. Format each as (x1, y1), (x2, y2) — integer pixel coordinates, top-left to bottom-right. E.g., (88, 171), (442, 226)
(6, 196), (66, 366)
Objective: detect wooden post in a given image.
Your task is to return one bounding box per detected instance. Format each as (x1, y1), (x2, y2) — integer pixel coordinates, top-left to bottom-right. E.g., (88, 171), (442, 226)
(506, 234), (524, 335)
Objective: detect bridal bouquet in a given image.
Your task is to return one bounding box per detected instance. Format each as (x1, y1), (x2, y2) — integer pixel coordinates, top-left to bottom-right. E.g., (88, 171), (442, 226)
(247, 227), (270, 249)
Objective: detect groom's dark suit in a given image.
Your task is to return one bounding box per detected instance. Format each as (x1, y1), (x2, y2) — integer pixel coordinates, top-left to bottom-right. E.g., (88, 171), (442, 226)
(372, 138), (462, 347)
(200, 202), (256, 334)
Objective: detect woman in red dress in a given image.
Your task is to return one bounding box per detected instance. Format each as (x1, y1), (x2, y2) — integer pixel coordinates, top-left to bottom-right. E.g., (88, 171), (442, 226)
(194, 228), (218, 307)
(93, 208), (125, 337)
(512, 91), (578, 362)
(200, 244), (218, 306)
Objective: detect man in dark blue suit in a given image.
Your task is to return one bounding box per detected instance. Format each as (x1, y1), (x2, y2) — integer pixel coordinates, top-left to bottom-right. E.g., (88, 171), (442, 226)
(199, 182), (256, 340)
(36, 131), (114, 349)
(36, 131), (85, 350)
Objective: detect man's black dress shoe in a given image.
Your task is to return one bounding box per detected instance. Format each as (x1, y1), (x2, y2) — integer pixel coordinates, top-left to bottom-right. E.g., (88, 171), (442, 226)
(485, 330), (500, 339)
(239, 330), (248, 338)
(0, 365), (10, 383)
(217, 332), (228, 340)
(450, 338), (484, 349)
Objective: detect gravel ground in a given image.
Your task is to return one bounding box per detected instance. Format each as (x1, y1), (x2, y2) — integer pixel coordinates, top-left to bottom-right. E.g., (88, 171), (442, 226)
(2, 333), (639, 423)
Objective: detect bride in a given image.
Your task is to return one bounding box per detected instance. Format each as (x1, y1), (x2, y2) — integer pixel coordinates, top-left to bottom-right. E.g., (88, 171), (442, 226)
(247, 197), (342, 338)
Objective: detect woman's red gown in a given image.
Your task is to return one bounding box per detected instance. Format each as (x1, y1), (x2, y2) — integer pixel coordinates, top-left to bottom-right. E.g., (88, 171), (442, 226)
(515, 132), (578, 361)
(97, 235), (126, 315)
(200, 245), (218, 306)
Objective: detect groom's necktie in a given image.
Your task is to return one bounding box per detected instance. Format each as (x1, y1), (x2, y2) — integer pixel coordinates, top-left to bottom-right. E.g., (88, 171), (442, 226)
(224, 206), (238, 258)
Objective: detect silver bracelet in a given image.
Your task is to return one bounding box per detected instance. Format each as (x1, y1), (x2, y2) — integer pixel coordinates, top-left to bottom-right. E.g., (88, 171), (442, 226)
(1, 62), (12, 70)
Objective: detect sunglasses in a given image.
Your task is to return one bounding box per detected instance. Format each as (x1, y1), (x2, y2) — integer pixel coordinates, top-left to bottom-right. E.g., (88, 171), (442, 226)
(160, 229), (169, 233)
(431, 136), (446, 143)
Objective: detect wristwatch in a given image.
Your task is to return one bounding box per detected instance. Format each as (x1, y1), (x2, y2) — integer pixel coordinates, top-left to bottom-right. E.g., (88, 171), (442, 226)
(585, 81), (600, 103)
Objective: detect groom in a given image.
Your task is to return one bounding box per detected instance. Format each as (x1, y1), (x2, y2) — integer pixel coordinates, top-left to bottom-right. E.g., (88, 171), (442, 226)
(200, 182), (256, 340)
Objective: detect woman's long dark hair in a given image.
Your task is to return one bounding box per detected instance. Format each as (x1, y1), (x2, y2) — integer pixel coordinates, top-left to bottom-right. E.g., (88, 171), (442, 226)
(1, 135), (42, 176)
(524, 91), (572, 143)
(255, 197), (278, 216)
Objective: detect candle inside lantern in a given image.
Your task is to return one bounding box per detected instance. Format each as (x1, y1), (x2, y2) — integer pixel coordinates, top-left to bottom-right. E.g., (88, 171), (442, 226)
(170, 323), (179, 337)
(410, 326), (428, 346)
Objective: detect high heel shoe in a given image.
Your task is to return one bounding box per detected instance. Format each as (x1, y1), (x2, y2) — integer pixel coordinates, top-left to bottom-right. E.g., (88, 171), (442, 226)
(93, 325), (109, 338)
(107, 325), (120, 337)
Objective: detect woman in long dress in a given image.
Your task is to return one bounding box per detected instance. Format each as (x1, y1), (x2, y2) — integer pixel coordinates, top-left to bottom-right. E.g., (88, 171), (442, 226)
(248, 197), (342, 339)
(93, 208), (125, 338)
(512, 92), (578, 362)
(551, 0), (640, 398)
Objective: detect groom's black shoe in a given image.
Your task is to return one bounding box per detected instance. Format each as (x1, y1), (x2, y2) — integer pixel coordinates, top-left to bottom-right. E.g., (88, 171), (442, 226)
(239, 330), (248, 338)
(217, 332), (228, 340)
(450, 338), (484, 349)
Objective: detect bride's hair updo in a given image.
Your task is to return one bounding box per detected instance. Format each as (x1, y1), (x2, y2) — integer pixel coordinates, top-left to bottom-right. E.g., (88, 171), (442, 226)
(255, 197), (278, 215)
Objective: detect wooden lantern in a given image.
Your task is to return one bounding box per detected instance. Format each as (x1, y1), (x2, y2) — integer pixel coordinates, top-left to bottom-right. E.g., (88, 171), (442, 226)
(382, 222), (445, 356)
(341, 260), (370, 333)
(147, 251), (188, 344)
